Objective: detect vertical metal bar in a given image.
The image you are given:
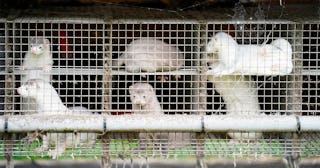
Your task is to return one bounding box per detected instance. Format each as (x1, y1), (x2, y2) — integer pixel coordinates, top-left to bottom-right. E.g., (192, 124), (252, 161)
(292, 22), (304, 164)
(103, 23), (112, 115)
(101, 133), (112, 168)
(285, 23), (303, 168)
(291, 24), (303, 115)
(195, 22), (208, 168)
(4, 133), (13, 168)
(199, 22), (208, 113)
(101, 22), (112, 168)
(192, 23), (201, 114)
(4, 20), (14, 168)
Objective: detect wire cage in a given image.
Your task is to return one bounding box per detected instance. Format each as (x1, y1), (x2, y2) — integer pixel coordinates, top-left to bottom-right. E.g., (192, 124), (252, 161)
(0, 3), (319, 168)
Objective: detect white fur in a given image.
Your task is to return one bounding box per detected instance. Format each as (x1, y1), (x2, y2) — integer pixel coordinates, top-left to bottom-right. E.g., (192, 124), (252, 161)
(206, 32), (293, 75)
(17, 79), (97, 159)
(207, 75), (263, 140)
(129, 83), (162, 115)
(20, 38), (53, 114)
(21, 38), (53, 83)
(129, 83), (192, 151)
(114, 38), (184, 73)
(17, 79), (67, 114)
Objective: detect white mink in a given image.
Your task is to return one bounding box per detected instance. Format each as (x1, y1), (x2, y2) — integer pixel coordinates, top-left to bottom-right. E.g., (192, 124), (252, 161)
(206, 32), (293, 76)
(268, 38), (293, 74)
(129, 83), (193, 151)
(129, 83), (162, 115)
(21, 37), (53, 83)
(114, 38), (184, 73)
(207, 75), (263, 140)
(17, 79), (97, 159)
(17, 79), (68, 114)
(20, 37), (53, 114)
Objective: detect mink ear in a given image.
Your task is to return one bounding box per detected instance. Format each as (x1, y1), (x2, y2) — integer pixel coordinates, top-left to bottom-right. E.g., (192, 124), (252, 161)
(128, 85), (134, 94)
(148, 84), (155, 93)
(212, 32), (217, 37)
(29, 37), (36, 44)
(43, 39), (50, 45)
(30, 80), (40, 89)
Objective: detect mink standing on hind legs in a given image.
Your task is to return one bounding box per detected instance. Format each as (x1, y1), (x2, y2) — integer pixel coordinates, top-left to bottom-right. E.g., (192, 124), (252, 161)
(207, 75), (263, 140)
(205, 33), (264, 140)
(21, 37), (53, 83)
(20, 37), (53, 114)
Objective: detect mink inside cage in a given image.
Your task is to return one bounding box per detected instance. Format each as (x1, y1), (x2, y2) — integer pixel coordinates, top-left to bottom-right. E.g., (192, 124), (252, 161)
(9, 22), (105, 114)
(2, 3), (320, 167)
(112, 74), (193, 115)
(111, 23), (196, 115)
(205, 23), (294, 116)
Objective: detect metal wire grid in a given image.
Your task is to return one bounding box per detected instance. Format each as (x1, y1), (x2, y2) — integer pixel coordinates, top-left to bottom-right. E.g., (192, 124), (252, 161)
(2, 132), (319, 159)
(0, 21), (5, 113)
(302, 23), (320, 114)
(110, 22), (197, 114)
(6, 21), (106, 114)
(0, 17), (318, 161)
(204, 22), (298, 115)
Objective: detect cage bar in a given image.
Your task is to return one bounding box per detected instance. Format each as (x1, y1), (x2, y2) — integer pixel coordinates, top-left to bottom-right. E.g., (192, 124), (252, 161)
(0, 3), (319, 167)
(0, 115), (319, 133)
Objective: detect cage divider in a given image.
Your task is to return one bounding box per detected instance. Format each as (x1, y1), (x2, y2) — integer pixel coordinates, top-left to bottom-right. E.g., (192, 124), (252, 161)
(0, 5), (319, 167)
(288, 23), (304, 168)
(101, 22), (113, 167)
(4, 21), (15, 168)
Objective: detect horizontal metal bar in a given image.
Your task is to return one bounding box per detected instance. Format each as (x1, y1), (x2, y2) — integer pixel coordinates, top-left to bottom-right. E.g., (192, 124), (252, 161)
(0, 115), (319, 133)
(11, 68), (320, 76)
(7, 18), (107, 24)
(111, 69), (198, 76)
(13, 68), (197, 76)
(301, 69), (320, 76)
(14, 68), (105, 75)
(205, 20), (295, 24)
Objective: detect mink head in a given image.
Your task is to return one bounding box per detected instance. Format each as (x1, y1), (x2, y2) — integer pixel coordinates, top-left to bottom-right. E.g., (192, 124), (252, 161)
(129, 83), (155, 107)
(17, 79), (48, 99)
(206, 32), (237, 53)
(29, 37), (50, 56)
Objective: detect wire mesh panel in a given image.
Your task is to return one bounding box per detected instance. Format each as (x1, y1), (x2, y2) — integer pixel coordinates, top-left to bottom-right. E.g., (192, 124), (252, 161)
(204, 22), (297, 115)
(8, 20), (106, 114)
(110, 21), (198, 115)
(1, 18), (107, 160)
(0, 20), (5, 113)
(0, 4), (320, 168)
(302, 23), (320, 115)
